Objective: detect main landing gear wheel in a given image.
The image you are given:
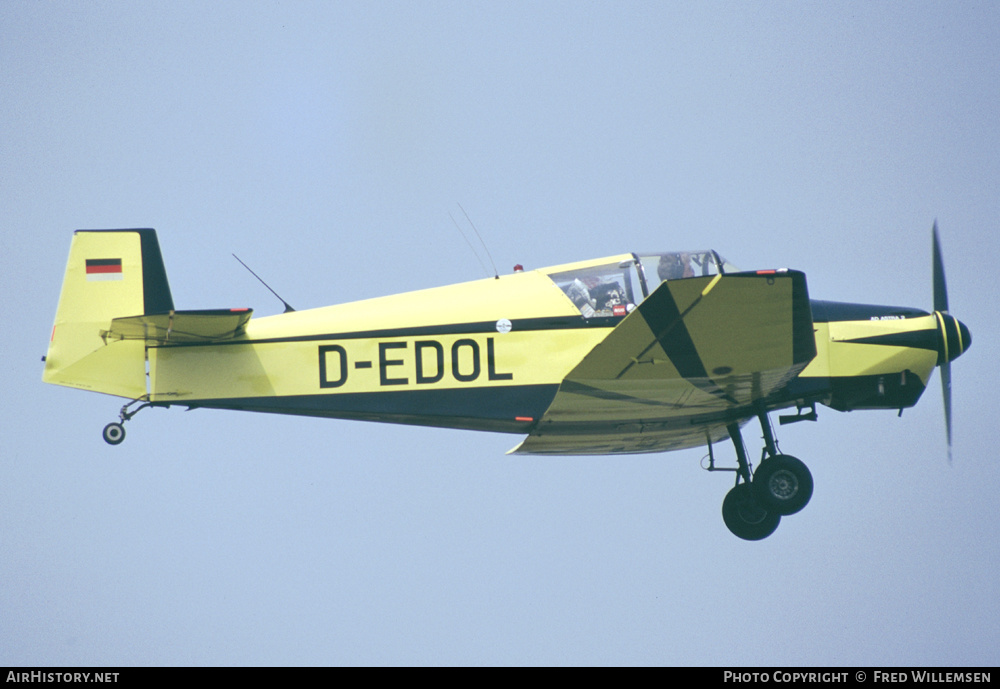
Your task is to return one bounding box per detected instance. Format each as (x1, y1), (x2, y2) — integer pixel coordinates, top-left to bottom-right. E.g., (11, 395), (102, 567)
(722, 483), (781, 541)
(102, 422), (126, 446)
(753, 454), (813, 516)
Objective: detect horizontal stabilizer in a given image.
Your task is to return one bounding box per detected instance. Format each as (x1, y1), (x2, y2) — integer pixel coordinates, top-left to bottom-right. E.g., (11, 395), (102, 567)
(104, 309), (253, 345)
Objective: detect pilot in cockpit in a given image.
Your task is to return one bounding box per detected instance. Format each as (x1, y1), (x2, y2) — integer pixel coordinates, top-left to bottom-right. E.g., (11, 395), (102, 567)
(657, 252), (694, 281)
(563, 278), (630, 318)
(592, 282), (626, 311)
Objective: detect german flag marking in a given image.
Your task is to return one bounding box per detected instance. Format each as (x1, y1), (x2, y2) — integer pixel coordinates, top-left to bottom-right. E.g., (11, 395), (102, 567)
(86, 258), (123, 281)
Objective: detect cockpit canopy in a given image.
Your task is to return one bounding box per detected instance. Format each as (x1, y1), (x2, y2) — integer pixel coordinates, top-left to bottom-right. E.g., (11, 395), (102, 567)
(547, 251), (737, 319)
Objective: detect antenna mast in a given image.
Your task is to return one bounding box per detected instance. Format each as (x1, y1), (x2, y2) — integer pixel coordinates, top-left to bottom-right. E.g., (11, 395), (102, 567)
(232, 254), (296, 313)
(457, 203), (499, 279)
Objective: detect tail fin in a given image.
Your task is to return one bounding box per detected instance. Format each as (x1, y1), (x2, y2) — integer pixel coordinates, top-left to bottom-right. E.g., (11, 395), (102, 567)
(43, 229), (174, 399)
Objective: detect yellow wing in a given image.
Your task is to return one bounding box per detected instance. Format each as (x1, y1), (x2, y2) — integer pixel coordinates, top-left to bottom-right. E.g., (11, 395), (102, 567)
(512, 270), (816, 454)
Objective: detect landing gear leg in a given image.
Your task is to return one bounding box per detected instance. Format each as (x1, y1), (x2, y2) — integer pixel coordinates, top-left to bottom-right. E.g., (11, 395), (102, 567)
(757, 405), (779, 458)
(721, 422), (780, 540)
(752, 407), (814, 516)
(102, 398), (152, 446)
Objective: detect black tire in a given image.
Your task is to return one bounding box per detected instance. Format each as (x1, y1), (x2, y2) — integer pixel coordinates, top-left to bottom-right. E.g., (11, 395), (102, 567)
(102, 422), (125, 445)
(722, 483), (781, 540)
(753, 454), (813, 516)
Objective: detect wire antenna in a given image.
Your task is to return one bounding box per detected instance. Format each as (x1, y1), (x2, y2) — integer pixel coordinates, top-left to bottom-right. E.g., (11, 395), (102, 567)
(449, 211), (492, 279)
(457, 203), (499, 279)
(232, 254), (296, 313)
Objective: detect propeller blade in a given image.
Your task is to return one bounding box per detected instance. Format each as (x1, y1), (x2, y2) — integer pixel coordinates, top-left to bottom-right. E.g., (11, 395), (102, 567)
(932, 222), (958, 463)
(932, 221), (949, 314)
(941, 360), (952, 463)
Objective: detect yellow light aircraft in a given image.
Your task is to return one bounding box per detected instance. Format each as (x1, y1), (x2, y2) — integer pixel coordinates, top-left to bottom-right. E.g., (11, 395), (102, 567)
(43, 226), (970, 539)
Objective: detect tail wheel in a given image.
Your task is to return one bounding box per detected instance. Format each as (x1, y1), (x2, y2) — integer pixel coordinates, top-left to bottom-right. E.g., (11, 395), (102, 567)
(722, 483), (780, 540)
(102, 422), (126, 445)
(753, 454), (813, 515)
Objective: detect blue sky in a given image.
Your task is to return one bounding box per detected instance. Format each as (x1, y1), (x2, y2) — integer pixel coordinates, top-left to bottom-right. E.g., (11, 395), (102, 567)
(2, 1), (997, 666)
